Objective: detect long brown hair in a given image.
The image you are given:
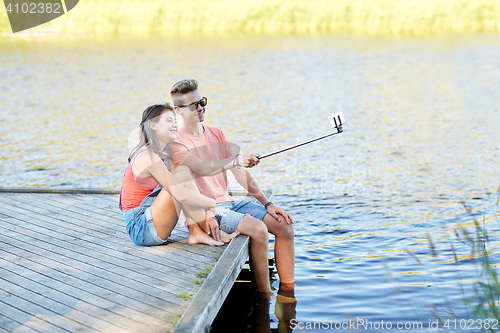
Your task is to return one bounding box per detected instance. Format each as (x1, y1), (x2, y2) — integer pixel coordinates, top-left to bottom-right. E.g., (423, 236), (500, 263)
(128, 103), (174, 162)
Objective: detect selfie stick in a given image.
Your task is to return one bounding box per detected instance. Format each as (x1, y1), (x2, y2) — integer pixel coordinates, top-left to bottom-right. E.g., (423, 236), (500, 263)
(258, 112), (345, 160)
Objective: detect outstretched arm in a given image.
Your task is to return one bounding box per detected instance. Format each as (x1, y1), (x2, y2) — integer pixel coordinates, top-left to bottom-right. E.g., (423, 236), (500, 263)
(182, 153), (260, 176)
(167, 141), (260, 177)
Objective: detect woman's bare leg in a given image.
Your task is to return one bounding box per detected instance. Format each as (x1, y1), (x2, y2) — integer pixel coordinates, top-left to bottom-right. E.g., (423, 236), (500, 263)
(172, 165), (231, 246)
(149, 188), (183, 240)
(219, 230), (239, 243)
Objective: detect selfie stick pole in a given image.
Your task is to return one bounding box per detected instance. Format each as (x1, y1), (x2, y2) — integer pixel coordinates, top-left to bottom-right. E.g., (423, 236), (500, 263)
(258, 112), (345, 160)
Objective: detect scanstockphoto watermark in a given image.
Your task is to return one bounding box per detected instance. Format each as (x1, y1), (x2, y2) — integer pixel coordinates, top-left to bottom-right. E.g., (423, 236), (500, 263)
(3, 0), (79, 33)
(290, 318), (425, 330)
(290, 318), (499, 331)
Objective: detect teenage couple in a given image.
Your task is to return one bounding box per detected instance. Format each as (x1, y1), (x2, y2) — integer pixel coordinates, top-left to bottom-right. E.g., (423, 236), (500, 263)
(119, 79), (295, 294)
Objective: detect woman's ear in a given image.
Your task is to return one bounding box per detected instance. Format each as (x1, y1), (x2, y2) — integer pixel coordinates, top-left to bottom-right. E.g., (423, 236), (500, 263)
(149, 121), (157, 131)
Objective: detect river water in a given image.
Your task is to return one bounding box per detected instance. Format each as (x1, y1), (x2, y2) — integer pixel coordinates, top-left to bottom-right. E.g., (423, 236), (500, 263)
(1, 35), (500, 332)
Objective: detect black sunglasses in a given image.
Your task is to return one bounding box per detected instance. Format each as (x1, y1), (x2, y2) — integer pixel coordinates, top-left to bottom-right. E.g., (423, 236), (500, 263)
(175, 97), (208, 111)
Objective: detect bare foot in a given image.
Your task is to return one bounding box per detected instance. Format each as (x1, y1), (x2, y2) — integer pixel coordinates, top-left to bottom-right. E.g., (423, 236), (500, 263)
(220, 231), (239, 244)
(188, 227), (224, 246)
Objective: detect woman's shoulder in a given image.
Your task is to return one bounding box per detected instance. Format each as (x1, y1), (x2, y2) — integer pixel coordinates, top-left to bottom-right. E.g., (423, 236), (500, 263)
(132, 147), (162, 165)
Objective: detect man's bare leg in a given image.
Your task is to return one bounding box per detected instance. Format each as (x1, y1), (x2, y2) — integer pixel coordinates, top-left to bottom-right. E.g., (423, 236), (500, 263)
(237, 215), (272, 293)
(262, 213), (295, 284)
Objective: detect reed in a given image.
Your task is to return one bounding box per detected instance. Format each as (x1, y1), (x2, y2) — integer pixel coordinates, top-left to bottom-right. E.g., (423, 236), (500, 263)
(1, 0), (500, 37)
(457, 201), (500, 330)
(420, 193), (500, 332)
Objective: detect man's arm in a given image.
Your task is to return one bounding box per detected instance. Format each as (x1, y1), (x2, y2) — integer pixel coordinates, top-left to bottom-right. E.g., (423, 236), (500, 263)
(168, 141), (259, 176)
(230, 167), (294, 224)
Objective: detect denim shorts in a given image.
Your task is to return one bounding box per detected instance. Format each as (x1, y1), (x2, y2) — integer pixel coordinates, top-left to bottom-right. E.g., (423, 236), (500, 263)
(214, 200), (268, 234)
(122, 189), (169, 246)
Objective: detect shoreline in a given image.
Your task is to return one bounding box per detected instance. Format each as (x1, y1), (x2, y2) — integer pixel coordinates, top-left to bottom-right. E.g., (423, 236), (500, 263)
(1, 0), (500, 38)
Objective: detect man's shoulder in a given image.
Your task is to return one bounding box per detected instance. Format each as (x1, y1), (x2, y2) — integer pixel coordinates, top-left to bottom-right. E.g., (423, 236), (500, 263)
(204, 124), (224, 134)
(204, 124), (227, 141)
(167, 138), (189, 156)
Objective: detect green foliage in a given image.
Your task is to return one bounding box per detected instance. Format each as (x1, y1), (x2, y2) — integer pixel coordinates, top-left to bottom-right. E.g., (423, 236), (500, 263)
(405, 188), (500, 332)
(176, 292), (194, 301)
(196, 265), (213, 278)
(169, 314), (180, 325)
(2, 0), (500, 37)
(459, 202), (500, 331)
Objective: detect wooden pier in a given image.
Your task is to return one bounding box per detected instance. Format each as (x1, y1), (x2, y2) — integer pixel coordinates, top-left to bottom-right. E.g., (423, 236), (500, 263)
(0, 188), (266, 333)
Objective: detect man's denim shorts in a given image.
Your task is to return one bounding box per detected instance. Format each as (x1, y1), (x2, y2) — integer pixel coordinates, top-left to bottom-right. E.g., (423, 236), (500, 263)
(122, 191), (169, 246)
(214, 200), (268, 234)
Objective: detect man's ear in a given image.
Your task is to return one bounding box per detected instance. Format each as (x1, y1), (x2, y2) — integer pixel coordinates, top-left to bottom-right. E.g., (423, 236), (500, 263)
(174, 106), (183, 115)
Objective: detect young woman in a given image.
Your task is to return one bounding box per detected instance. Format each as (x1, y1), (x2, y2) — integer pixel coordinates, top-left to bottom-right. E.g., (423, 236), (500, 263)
(120, 103), (237, 247)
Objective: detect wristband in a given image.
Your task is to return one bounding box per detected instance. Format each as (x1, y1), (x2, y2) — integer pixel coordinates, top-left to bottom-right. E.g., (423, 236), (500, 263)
(233, 153), (242, 169)
(264, 201), (274, 209)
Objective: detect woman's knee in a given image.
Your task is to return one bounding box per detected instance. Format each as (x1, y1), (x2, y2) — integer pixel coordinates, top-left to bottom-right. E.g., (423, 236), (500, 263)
(172, 165), (195, 183)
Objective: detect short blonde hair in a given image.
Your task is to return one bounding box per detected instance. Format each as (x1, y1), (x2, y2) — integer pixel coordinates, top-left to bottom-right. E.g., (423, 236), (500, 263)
(170, 79), (198, 105)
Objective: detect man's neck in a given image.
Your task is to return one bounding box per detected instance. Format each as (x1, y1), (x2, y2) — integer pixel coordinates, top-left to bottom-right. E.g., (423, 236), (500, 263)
(181, 120), (204, 136)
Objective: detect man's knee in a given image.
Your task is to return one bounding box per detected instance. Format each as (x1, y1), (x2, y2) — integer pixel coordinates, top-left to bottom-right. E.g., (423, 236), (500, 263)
(265, 214), (294, 239)
(240, 216), (268, 239)
(279, 222), (294, 239)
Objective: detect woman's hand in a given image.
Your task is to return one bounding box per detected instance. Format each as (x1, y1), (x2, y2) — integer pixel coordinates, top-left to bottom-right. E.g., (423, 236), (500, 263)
(205, 210), (220, 242)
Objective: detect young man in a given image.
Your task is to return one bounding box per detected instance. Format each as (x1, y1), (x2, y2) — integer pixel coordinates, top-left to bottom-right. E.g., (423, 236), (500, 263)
(167, 79), (295, 292)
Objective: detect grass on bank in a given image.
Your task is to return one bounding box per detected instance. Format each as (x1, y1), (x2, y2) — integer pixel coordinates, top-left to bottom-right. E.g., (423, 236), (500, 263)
(1, 0), (500, 37)
(408, 188), (500, 332)
(457, 200), (500, 331)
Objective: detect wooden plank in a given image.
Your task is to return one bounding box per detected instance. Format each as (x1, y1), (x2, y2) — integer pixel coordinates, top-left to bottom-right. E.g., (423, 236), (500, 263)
(0, 240), (180, 314)
(0, 200), (204, 278)
(27, 192), (219, 262)
(0, 266), (169, 333)
(25, 192), (226, 259)
(1, 193), (218, 265)
(173, 235), (250, 333)
(0, 190), (272, 332)
(0, 187), (120, 194)
(0, 286), (89, 333)
(0, 313), (26, 333)
(0, 299), (67, 333)
(0, 233), (188, 308)
(0, 255), (177, 326)
(0, 258), (172, 331)
(3, 192), (228, 258)
(0, 277), (137, 333)
(0, 209), (204, 289)
(0, 196), (212, 274)
(0, 226), (195, 296)
(0, 222), (202, 287)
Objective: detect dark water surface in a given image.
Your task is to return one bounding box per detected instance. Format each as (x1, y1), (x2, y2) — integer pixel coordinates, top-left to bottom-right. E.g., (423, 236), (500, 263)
(1, 35), (500, 332)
